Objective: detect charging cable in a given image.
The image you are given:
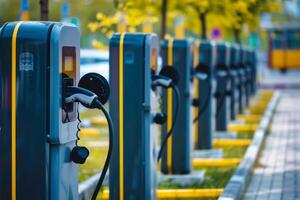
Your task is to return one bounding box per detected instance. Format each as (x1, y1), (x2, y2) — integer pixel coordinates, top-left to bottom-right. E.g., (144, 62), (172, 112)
(192, 81), (211, 123)
(156, 83), (180, 162)
(64, 86), (113, 200)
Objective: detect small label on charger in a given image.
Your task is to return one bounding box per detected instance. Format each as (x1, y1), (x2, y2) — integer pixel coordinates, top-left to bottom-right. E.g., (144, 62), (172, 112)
(19, 52), (34, 71)
(124, 52), (134, 64)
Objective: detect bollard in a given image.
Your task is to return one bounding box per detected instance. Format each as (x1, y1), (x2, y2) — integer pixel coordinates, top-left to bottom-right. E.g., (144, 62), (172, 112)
(160, 39), (192, 174)
(109, 33), (158, 200)
(193, 41), (215, 150)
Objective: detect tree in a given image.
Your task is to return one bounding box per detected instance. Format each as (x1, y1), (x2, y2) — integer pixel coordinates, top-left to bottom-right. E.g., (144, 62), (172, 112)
(186, 0), (210, 40)
(88, 0), (159, 47)
(165, 0), (281, 43)
(40, 0), (49, 20)
(168, 0), (225, 40)
(84, 0), (283, 48)
(226, 0), (281, 43)
(161, 0), (168, 39)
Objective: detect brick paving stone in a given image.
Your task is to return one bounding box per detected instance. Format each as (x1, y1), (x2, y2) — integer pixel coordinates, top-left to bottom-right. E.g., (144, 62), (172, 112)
(243, 91), (300, 200)
(244, 169), (264, 200)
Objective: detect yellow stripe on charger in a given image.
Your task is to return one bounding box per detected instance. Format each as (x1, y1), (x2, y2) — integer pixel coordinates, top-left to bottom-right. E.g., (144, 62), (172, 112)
(11, 21), (23, 200)
(119, 33), (125, 200)
(167, 39), (173, 174)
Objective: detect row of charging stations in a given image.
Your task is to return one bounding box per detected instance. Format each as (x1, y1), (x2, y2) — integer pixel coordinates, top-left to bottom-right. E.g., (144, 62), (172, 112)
(108, 32), (257, 200)
(0, 21), (257, 200)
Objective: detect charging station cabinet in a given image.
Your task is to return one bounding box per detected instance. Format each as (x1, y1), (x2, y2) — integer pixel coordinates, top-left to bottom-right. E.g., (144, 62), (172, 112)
(193, 41), (214, 150)
(215, 43), (230, 131)
(229, 45), (240, 120)
(249, 50), (257, 95)
(236, 46), (245, 114)
(241, 48), (250, 107)
(160, 39), (192, 174)
(0, 22), (81, 200)
(247, 48), (253, 104)
(245, 48), (256, 98)
(109, 33), (158, 200)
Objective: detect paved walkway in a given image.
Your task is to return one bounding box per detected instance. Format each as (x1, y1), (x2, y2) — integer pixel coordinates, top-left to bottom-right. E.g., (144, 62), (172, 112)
(243, 91), (300, 200)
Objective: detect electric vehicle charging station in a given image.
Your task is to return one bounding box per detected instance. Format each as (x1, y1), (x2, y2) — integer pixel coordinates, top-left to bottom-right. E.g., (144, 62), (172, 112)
(250, 50), (257, 95)
(214, 43), (231, 132)
(160, 39), (192, 174)
(236, 46), (245, 114)
(241, 47), (251, 107)
(109, 33), (158, 200)
(245, 48), (257, 97)
(246, 48), (254, 104)
(229, 44), (240, 120)
(193, 41), (215, 149)
(0, 21), (111, 200)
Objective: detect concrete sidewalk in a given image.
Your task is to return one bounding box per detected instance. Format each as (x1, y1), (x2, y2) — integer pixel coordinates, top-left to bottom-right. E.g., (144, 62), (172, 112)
(243, 91), (300, 200)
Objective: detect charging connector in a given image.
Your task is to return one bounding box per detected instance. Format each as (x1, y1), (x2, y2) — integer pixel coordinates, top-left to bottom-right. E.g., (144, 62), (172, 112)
(64, 86), (98, 108)
(151, 75), (173, 89)
(192, 64), (211, 123)
(153, 66), (181, 162)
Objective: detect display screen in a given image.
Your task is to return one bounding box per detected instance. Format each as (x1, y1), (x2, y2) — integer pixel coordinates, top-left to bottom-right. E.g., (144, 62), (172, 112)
(62, 46), (76, 75)
(151, 48), (157, 71)
(64, 56), (74, 72)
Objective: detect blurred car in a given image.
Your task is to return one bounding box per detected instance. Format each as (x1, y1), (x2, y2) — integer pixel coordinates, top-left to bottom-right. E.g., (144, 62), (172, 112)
(80, 48), (163, 81)
(80, 49), (109, 80)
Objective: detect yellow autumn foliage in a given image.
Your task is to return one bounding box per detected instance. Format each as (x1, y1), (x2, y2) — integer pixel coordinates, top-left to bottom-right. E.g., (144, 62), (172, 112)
(88, 0), (282, 47)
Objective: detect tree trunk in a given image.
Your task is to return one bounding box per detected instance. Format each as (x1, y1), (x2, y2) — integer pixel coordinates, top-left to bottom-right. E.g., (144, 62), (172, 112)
(199, 12), (207, 40)
(40, 0), (49, 21)
(114, 0), (119, 9)
(161, 0), (167, 39)
(233, 29), (241, 44)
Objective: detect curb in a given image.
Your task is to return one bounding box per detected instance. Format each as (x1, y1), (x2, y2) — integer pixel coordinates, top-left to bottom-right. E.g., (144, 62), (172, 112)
(218, 92), (280, 200)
